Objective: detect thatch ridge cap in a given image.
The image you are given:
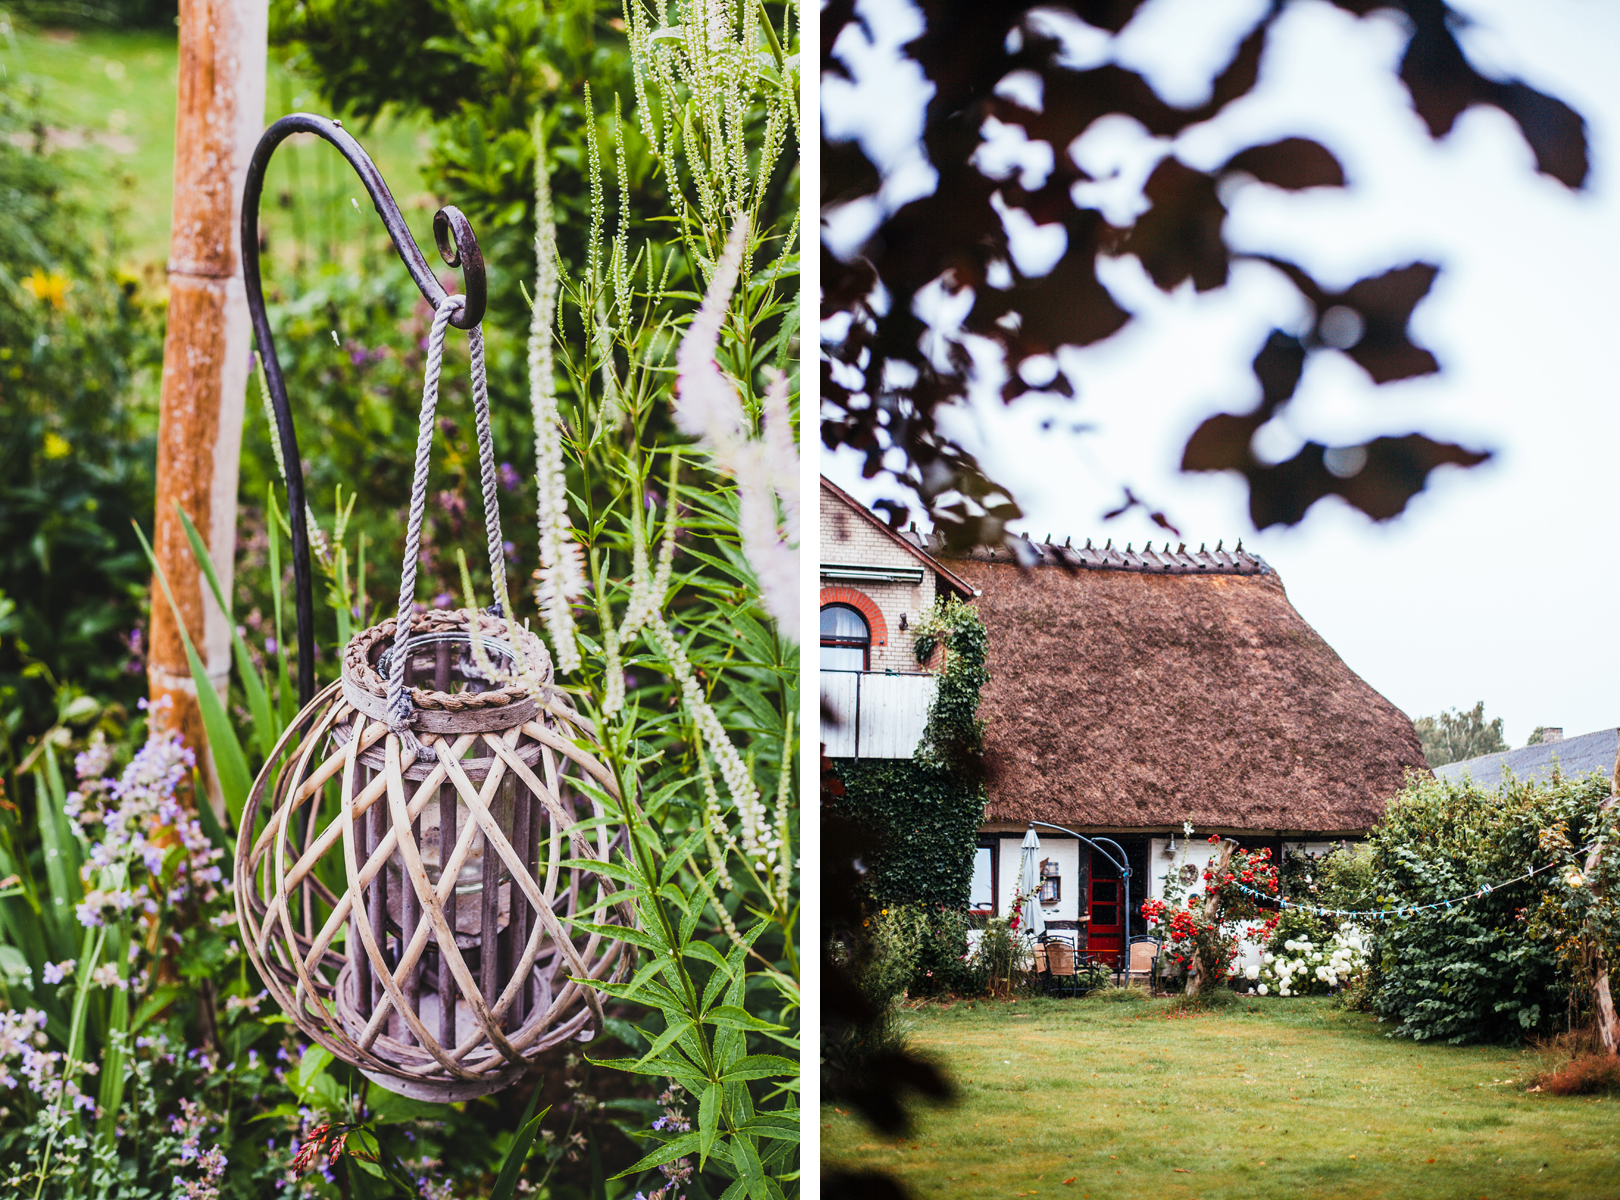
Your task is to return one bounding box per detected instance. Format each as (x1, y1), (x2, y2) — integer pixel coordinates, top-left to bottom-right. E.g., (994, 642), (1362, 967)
(933, 534), (1271, 577)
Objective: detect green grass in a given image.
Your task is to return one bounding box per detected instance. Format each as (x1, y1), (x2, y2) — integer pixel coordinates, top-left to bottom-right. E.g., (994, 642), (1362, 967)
(1, 23), (434, 272)
(824, 995), (1620, 1199)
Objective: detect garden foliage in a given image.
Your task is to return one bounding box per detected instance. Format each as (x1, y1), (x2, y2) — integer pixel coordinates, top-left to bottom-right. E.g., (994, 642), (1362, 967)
(829, 597), (988, 913)
(1367, 769), (1618, 1044)
(2, 1), (801, 1195)
(0, 75), (163, 767)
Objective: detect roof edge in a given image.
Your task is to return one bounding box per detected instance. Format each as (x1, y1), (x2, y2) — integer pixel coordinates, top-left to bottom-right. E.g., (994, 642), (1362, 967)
(819, 476), (976, 599)
(938, 534), (1272, 577)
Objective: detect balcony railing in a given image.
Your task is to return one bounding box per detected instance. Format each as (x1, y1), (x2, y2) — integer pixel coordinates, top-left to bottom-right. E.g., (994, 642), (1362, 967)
(820, 669), (937, 759)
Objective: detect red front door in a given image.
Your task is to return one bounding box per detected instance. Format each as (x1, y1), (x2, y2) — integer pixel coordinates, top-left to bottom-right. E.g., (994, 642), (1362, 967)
(1088, 851), (1124, 964)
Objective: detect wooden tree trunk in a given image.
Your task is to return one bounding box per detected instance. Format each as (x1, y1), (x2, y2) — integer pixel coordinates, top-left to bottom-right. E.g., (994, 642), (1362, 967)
(1186, 838), (1235, 998)
(1586, 786), (1618, 1055)
(148, 0), (268, 811)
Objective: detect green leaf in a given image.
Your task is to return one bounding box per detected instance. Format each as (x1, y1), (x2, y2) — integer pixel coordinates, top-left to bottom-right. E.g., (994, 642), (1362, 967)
(684, 938), (731, 977)
(490, 1103), (551, 1200)
(732, 1131), (770, 1200)
(721, 1055), (798, 1083)
(194, 786), (232, 859)
(367, 1090), (452, 1124)
(573, 920), (669, 955)
(636, 1016), (695, 1069)
(739, 1111), (801, 1141)
(698, 1081), (720, 1166)
(589, 1055), (705, 1092)
(708, 1005), (785, 1032)
(131, 985), (181, 1034)
(613, 1130), (706, 1178)
(296, 1042), (334, 1098)
(177, 504), (279, 761)
(33, 758), (79, 953)
(133, 521), (253, 822)
(659, 827), (708, 886)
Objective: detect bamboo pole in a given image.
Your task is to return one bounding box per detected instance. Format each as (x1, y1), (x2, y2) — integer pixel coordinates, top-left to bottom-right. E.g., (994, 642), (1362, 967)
(147, 0), (268, 811)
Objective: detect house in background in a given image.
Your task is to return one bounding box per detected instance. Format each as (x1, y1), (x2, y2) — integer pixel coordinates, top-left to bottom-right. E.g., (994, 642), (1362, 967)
(818, 477), (974, 761)
(939, 535), (1430, 963)
(1436, 727), (1619, 790)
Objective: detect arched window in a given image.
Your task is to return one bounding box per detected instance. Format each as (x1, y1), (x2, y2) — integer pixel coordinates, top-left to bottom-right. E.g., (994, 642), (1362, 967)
(820, 604), (870, 671)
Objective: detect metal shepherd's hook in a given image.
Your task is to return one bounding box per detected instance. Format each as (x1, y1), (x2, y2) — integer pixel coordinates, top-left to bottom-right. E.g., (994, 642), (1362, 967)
(240, 114), (487, 706)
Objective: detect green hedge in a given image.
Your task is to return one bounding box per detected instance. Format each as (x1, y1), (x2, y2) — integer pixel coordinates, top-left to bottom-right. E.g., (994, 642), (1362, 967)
(1368, 769), (1614, 1043)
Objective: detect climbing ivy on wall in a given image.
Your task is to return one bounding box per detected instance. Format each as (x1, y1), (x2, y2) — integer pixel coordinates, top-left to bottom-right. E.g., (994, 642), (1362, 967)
(831, 596), (988, 908)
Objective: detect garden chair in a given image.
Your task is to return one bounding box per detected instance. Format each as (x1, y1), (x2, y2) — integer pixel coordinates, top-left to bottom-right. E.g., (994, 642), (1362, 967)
(1041, 935), (1080, 997)
(1030, 942), (1049, 978)
(1126, 936), (1161, 992)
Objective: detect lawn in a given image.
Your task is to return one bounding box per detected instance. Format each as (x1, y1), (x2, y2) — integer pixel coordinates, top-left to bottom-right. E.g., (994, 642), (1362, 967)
(1, 23), (433, 272)
(823, 994), (1620, 1200)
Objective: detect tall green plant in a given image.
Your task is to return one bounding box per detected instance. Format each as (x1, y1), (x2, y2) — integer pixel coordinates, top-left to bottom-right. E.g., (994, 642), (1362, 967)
(1368, 769), (1612, 1043)
(509, 4), (801, 1195)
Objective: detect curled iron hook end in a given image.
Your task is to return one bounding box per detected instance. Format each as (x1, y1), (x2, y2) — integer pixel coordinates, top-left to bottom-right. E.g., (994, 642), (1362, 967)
(433, 206), (486, 329)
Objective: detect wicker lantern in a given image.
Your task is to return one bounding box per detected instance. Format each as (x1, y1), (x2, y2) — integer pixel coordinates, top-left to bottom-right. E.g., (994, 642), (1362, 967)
(235, 115), (631, 1100)
(237, 608), (633, 1101)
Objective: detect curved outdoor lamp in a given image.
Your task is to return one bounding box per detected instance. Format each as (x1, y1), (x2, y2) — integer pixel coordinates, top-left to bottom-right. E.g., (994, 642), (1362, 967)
(233, 116), (632, 1100)
(1022, 822), (1133, 960)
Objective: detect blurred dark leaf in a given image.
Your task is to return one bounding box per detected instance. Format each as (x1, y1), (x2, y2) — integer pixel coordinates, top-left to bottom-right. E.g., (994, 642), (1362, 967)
(1400, 4), (1589, 188)
(823, 140), (882, 206)
(1187, 432), (1490, 528)
(1122, 158), (1229, 292)
(822, 1170), (914, 1200)
(1260, 260), (1442, 384)
(821, 0), (1583, 535)
(1223, 137), (1346, 190)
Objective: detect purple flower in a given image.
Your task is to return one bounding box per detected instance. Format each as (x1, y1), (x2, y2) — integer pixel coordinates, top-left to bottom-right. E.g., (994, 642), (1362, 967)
(264, 637), (278, 655)
(498, 462), (520, 491)
(503, 540), (517, 561)
(42, 960), (72, 985)
(433, 593), (452, 609)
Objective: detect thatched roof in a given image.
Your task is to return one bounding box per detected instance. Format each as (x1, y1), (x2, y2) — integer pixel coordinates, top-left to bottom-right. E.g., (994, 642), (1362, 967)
(942, 537), (1428, 835)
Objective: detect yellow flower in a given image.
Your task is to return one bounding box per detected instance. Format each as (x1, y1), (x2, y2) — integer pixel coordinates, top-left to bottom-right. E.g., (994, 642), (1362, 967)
(21, 269), (71, 310)
(42, 432), (71, 460)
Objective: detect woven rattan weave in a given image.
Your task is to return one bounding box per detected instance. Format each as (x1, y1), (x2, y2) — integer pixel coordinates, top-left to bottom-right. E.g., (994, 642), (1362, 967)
(236, 608), (632, 1101)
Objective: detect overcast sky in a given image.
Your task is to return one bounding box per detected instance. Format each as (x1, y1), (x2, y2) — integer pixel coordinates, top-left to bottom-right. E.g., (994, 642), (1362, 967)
(821, 0), (1620, 749)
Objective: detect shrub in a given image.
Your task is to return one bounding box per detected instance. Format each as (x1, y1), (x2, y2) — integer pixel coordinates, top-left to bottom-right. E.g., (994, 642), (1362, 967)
(1536, 1054), (1620, 1096)
(1252, 927), (1369, 997)
(972, 918), (1021, 1000)
(909, 906), (982, 998)
(1090, 984), (1150, 1004)
(1368, 769), (1614, 1043)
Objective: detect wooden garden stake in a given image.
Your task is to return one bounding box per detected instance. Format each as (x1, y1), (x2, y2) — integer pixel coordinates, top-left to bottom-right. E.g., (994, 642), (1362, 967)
(148, 0), (268, 806)
(1187, 837), (1235, 999)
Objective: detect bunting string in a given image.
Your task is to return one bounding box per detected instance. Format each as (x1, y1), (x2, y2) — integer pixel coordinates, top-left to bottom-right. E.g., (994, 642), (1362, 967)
(1230, 843), (1599, 921)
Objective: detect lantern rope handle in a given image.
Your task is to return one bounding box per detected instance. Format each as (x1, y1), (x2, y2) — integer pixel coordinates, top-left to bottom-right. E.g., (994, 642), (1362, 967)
(386, 294), (510, 764)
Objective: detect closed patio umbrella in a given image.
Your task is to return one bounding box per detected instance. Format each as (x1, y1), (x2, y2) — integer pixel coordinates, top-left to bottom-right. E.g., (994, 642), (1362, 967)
(1019, 826), (1046, 941)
